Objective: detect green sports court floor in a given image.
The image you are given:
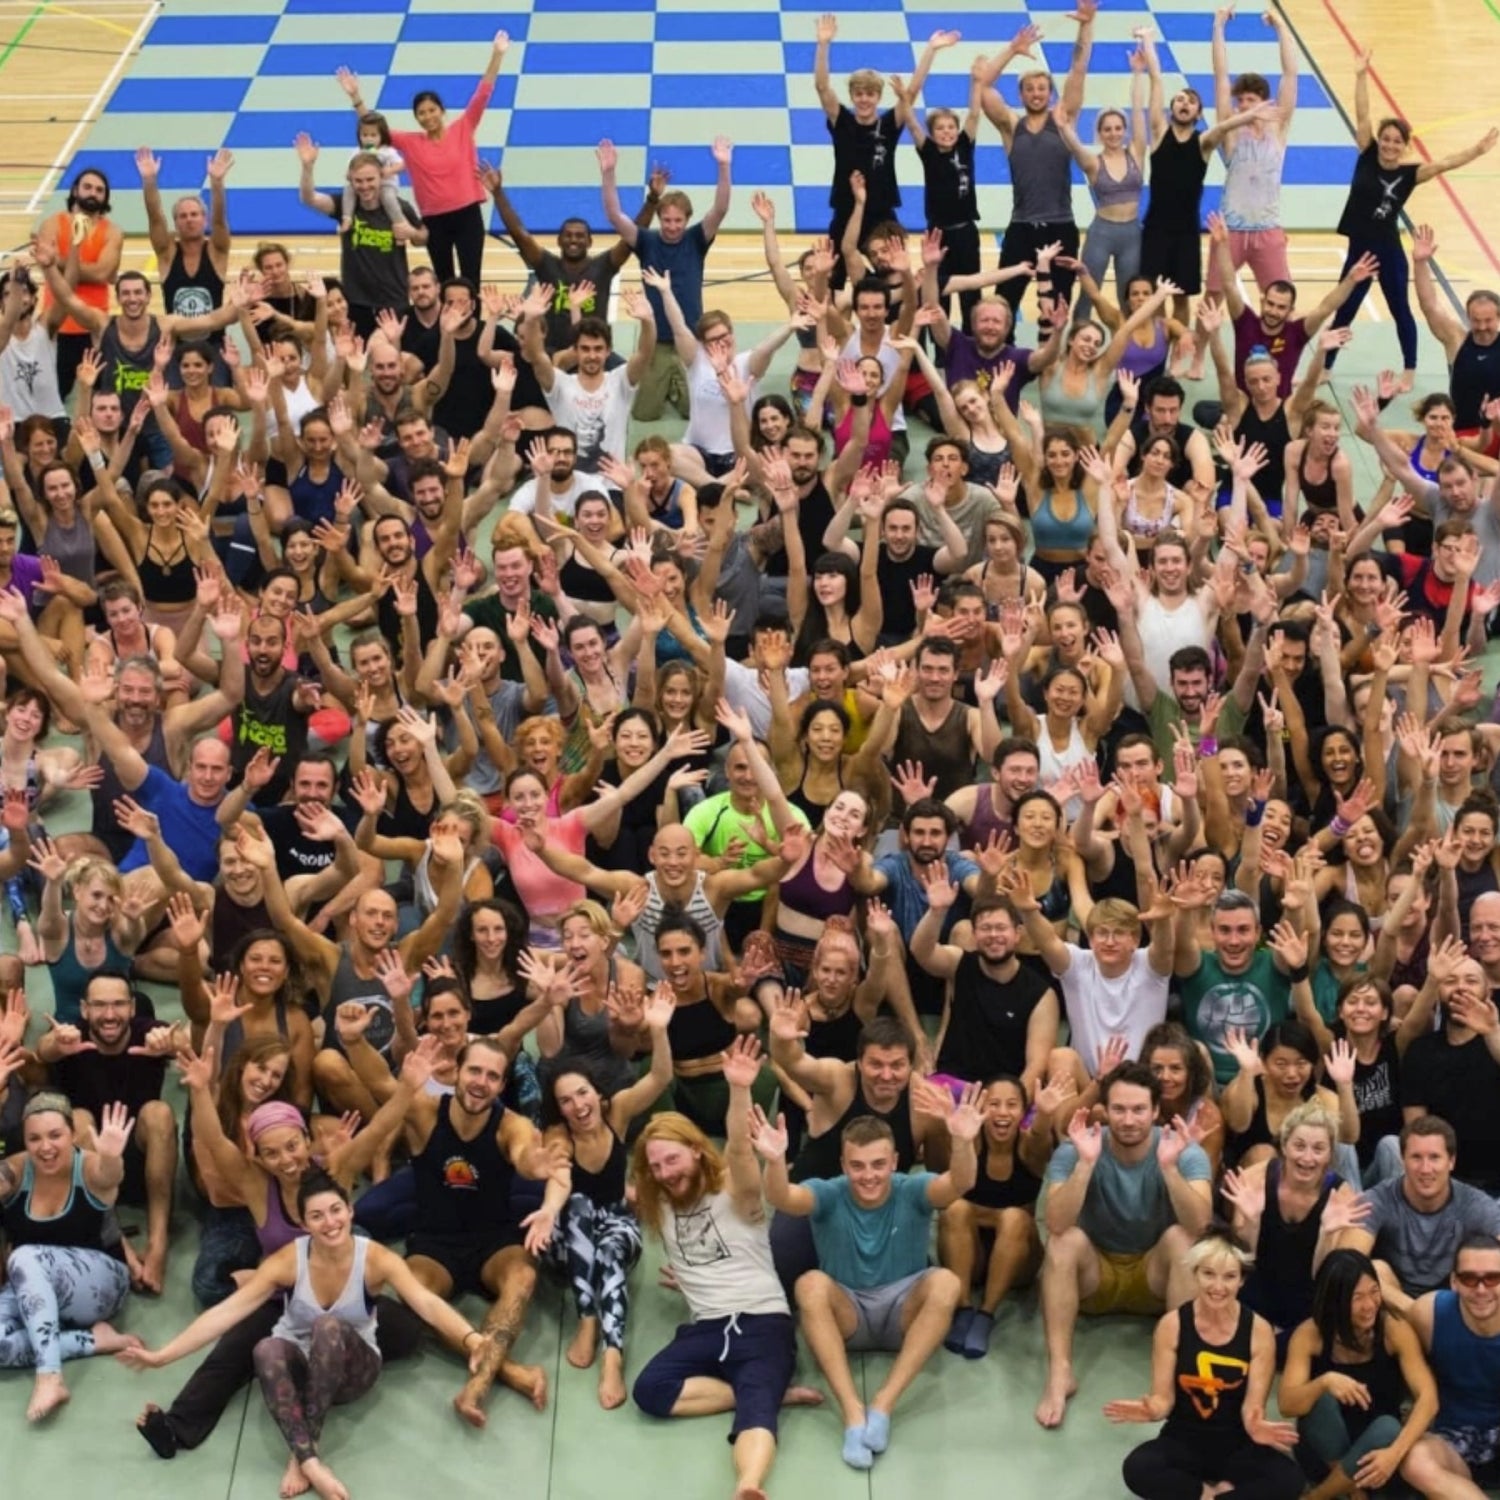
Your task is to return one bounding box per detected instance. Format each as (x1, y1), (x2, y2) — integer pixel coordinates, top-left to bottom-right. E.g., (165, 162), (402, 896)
(6, 318), (1500, 1498)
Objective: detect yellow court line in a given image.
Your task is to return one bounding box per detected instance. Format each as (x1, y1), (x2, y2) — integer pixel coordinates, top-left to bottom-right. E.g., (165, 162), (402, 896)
(1409, 107), (1500, 136)
(33, 0), (139, 35)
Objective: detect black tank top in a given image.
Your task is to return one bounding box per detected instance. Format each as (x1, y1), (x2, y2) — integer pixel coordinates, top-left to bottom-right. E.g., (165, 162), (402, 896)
(1451, 333), (1497, 430)
(805, 1004), (863, 1065)
(1143, 131), (1209, 232)
(559, 550), (615, 605)
(162, 245), (225, 330)
(1128, 418), (1198, 491)
(791, 1078), (915, 1183)
(1346, 1029), (1403, 1171)
(468, 990), (528, 1038)
(890, 699), (973, 803)
(1244, 1160), (1340, 1329)
(1311, 1330), (1408, 1424)
(666, 994), (738, 1063)
(966, 1144), (1042, 1211)
(1297, 444), (1341, 515)
(414, 1095), (515, 1238)
(376, 566), (438, 661)
(571, 1128), (627, 1206)
(92, 717), (172, 861)
(1, 1151), (116, 1256)
(935, 954), (1051, 1082)
(1164, 1301), (1255, 1445)
(97, 314), (161, 413)
(1234, 402), (1291, 507)
(210, 892), (273, 974)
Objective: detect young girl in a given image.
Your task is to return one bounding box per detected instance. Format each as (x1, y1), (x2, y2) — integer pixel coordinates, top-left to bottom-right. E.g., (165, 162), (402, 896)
(342, 113), (406, 234)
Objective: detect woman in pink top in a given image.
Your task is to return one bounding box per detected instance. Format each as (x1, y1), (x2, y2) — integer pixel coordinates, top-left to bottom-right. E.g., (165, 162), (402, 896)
(336, 30), (509, 284)
(489, 723), (708, 949)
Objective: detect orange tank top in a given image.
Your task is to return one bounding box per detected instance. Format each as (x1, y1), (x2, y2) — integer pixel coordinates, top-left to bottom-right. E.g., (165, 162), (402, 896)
(49, 211), (112, 334)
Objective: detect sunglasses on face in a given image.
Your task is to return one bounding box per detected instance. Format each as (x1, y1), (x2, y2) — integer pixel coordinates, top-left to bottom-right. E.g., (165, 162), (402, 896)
(1455, 1271), (1500, 1290)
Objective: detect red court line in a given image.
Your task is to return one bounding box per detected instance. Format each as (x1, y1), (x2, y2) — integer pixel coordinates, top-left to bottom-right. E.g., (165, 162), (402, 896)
(1316, 0), (1500, 279)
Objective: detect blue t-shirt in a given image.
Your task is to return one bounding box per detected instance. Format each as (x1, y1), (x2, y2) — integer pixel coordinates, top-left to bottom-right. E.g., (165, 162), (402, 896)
(117, 764), (224, 882)
(808, 1170), (935, 1290)
(636, 223), (712, 341)
(1046, 1130), (1211, 1255)
(873, 849), (979, 941)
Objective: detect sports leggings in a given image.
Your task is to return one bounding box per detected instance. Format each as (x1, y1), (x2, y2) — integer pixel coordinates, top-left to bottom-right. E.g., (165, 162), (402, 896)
(1298, 1392), (1402, 1479)
(545, 1195), (642, 1352)
(422, 204), (486, 285)
(253, 1316), (382, 1465)
(0, 1244), (130, 1374)
(1327, 235), (1419, 372)
(1122, 1431), (1304, 1500)
(1078, 216), (1142, 321)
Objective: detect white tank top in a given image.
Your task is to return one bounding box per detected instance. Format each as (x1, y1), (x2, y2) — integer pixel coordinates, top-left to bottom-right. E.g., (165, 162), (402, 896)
(660, 1188), (789, 1322)
(1037, 718), (1093, 822)
(266, 374), (321, 441)
(1128, 593), (1212, 712)
(271, 1234), (380, 1355)
(1222, 129), (1285, 231)
(0, 321), (66, 420)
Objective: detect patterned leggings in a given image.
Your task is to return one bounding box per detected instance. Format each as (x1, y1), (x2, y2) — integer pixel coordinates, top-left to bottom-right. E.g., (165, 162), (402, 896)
(0, 1245), (130, 1375)
(545, 1195), (642, 1352)
(252, 1317), (382, 1464)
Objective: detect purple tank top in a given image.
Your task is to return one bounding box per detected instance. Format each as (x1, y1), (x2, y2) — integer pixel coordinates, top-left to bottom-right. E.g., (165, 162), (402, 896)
(965, 783), (1013, 849)
(1118, 322), (1169, 380)
(257, 1181), (301, 1255)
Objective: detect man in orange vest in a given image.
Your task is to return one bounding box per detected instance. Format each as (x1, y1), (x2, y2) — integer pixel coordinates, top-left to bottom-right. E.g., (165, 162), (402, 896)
(34, 167), (124, 399)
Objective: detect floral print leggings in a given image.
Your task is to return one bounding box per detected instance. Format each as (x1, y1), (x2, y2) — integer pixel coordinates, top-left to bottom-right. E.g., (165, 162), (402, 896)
(0, 1245), (129, 1375)
(252, 1316), (381, 1464)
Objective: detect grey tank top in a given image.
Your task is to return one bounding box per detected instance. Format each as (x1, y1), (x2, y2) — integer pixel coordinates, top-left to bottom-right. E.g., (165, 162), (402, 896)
(43, 510), (96, 585)
(1009, 115), (1075, 224)
(330, 947), (395, 1059)
(635, 870), (722, 982)
(272, 1234), (379, 1355)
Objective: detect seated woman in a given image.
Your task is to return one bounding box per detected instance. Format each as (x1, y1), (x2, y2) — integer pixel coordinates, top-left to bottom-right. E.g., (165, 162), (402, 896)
(1279, 1248), (1439, 1500)
(84, 579), (187, 707)
(939, 1073), (1070, 1360)
(350, 780), (493, 915)
(1221, 1101), (1366, 1358)
(1143, 1021), (1226, 1178)
(1221, 1017), (1360, 1174)
(1106, 1228), (1304, 1500)
(537, 989), (674, 1410)
(450, 898), (534, 1039)
(0, 1093), (142, 1421)
(805, 336), (914, 471)
(121, 1171), (495, 1500)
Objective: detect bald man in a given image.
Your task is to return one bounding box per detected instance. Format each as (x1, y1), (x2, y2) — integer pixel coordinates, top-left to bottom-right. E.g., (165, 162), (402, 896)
(1401, 933), (1500, 1194)
(522, 820), (809, 978)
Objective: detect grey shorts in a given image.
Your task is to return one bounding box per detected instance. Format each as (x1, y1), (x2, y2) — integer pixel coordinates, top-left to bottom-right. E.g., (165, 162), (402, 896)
(840, 1268), (935, 1352)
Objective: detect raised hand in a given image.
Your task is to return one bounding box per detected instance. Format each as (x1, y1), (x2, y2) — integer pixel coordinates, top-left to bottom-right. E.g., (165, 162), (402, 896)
(720, 1032), (763, 1089)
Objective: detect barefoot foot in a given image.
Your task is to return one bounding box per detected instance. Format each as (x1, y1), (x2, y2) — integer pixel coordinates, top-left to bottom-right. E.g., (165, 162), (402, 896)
(781, 1384), (825, 1408)
(454, 1382), (488, 1430)
(280, 1454), (311, 1499)
(91, 1321), (144, 1355)
(1034, 1368), (1078, 1429)
(139, 1243), (167, 1296)
(27, 1372), (70, 1422)
(567, 1318), (599, 1370)
(299, 1457), (349, 1500)
(598, 1348), (626, 1410)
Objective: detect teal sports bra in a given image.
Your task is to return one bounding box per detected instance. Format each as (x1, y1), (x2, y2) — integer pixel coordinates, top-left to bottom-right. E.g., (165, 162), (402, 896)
(1030, 489), (1096, 554)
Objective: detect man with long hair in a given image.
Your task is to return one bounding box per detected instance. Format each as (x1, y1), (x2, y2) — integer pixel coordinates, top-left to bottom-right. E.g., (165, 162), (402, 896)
(630, 1035), (821, 1500)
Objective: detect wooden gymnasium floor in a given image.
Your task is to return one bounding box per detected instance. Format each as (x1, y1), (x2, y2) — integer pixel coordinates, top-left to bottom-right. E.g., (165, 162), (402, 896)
(1, 5), (1499, 1500)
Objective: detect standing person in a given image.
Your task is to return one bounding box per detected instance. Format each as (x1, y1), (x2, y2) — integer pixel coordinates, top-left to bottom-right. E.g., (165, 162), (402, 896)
(334, 32), (509, 285)
(480, 163), (660, 362)
(0, 1094), (140, 1421)
(1207, 6), (1300, 299)
(597, 138), (732, 422)
(751, 1089), (981, 1472)
(1400, 1236), (1500, 1499)
(119, 1170), (498, 1500)
(630, 1036), (822, 1499)
(1034, 1063), (1213, 1429)
(978, 11), (1095, 313)
(1104, 1228), (1305, 1500)
(136, 145), (233, 326)
(294, 134), (427, 339)
(33, 167), (123, 399)
(1326, 51), (1497, 389)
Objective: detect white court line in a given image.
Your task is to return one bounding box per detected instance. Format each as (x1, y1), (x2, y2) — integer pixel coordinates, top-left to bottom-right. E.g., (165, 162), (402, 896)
(24, 0), (160, 219)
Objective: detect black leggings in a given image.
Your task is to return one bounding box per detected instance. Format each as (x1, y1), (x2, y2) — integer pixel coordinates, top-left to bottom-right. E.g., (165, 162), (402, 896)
(159, 1296), (423, 1451)
(997, 218), (1081, 316)
(1123, 1432), (1304, 1500)
(423, 204), (487, 285)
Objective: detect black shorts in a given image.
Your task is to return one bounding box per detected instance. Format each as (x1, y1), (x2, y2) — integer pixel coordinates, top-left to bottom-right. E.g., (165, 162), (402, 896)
(1140, 225), (1202, 296)
(407, 1227), (524, 1296)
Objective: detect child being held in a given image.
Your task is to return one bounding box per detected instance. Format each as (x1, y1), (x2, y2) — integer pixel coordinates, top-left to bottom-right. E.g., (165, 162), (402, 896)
(342, 111), (405, 232)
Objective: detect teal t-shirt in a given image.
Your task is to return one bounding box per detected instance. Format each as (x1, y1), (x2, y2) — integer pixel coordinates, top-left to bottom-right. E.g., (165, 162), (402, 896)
(1312, 958), (1368, 1024)
(807, 1171), (936, 1290)
(1178, 948), (1292, 1084)
(1046, 1131), (1211, 1254)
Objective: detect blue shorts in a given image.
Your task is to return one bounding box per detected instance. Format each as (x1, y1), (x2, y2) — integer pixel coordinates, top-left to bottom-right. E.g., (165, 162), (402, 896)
(693, 446), (738, 479)
(633, 1312), (796, 1439)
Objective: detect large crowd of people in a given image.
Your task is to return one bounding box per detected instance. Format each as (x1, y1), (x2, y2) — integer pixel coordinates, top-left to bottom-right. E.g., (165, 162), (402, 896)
(1, 9), (1500, 1498)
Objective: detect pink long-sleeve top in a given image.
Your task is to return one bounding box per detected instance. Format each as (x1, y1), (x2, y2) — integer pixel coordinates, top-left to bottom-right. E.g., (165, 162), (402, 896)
(387, 80), (493, 217)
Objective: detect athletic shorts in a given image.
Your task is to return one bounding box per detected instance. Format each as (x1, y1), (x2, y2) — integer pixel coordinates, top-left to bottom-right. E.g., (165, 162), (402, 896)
(1434, 1423), (1500, 1476)
(841, 1268), (934, 1352)
(407, 1227), (523, 1297)
(633, 1312), (796, 1439)
(1139, 225), (1203, 296)
(693, 447), (739, 479)
(1080, 1250), (1162, 1317)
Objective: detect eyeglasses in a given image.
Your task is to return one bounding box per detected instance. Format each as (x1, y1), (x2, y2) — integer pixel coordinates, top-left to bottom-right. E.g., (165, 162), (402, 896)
(1454, 1271), (1500, 1290)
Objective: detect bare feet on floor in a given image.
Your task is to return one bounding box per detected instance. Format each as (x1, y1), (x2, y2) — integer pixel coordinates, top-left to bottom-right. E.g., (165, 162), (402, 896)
(138, 1244), (167, 1295)
(27, 1372), (70, 1422)
(598, 1348), (626, 1410)
(781, 1385), (824, 1408)
(453, 1380), (489, 1430)
(299, 1457), (350, 1500)
(1034, 1367), (1078, 1428)
(280, 1455), (311, 1498)
(567, 1318), (599, 1370)
(91, 1320), (144, 1355)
